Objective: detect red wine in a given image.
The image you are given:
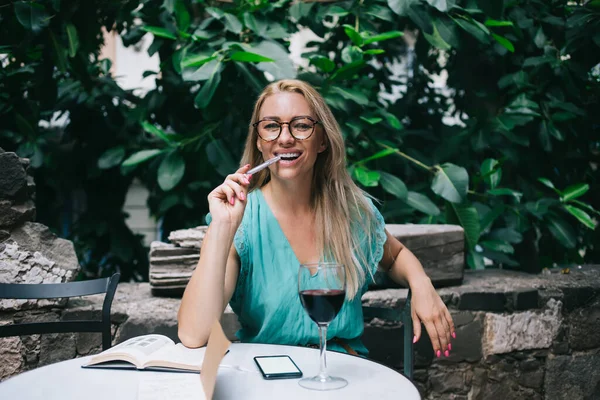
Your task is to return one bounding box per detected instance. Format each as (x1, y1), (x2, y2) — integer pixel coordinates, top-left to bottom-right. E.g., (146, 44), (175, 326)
(300, 289), (345, 324)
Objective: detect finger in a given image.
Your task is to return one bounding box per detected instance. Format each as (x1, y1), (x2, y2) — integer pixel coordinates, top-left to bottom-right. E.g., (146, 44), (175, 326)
(424, 320), (441, 358)
(223, 180), (246, 201)
(440, 308), (452, 350)
(227, 172), (251, 187)
(235, 164), (251, 174)
(435, 317), (449, 357)
(412, 313), (422, 344)
(220, 184), (236, 205)
(445, 308), (456, 340)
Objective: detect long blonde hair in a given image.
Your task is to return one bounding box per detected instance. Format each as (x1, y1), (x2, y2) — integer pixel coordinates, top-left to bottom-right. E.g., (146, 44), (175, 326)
(241, 79), (379, 299)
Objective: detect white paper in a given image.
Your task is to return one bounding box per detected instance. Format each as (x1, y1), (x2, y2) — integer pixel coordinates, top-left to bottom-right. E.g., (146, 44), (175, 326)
(137, 373), (205, 400)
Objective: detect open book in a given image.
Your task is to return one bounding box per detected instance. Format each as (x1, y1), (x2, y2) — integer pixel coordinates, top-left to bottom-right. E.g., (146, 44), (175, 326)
(82, 334), (209, 372)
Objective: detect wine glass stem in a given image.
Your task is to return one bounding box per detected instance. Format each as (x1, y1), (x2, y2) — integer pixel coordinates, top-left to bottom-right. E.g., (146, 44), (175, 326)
(318, 323), (328, 379)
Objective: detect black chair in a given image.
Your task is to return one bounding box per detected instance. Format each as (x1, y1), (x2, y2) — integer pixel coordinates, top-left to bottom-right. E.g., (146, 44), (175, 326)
(0, 273), (120, 351)
(363, 289), (414, 379)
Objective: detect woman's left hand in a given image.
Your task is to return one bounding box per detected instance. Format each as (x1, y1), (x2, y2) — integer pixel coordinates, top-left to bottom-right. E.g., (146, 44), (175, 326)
(410, 277), (455, 358)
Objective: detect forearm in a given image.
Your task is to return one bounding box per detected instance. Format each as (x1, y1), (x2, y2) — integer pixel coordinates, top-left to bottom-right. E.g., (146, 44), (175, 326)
(387, 246), (432, 290)
(177, 222), (236, 347)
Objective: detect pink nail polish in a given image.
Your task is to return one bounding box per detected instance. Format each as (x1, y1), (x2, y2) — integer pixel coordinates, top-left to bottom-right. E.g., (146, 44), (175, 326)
(448, 343), (452, 351)
(240, 192), (245, 200)
(248, 174), (253, 180)
(436, 350), (441, 358)
(452, 332), (456, 339)
(444, 350), (450, 357)
(413, 336), (417, 344)
(230, 197), (234, 205)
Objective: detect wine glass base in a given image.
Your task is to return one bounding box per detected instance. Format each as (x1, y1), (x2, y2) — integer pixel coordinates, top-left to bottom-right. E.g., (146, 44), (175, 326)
(298, 375), (348, 391)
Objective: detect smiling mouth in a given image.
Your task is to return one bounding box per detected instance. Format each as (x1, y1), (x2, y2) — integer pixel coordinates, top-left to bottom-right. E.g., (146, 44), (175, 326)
(276, 152), (302, 161)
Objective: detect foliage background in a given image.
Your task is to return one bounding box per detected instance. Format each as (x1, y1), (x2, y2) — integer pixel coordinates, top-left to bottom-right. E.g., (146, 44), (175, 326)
(1, 0), (599, 280)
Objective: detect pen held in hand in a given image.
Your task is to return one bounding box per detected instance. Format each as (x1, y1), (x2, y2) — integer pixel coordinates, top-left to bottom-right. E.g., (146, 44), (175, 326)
(245, 155), (281, 175)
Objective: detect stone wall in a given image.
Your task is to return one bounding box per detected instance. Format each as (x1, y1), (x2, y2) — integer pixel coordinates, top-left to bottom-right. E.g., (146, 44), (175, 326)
(2, 265), (599, 400)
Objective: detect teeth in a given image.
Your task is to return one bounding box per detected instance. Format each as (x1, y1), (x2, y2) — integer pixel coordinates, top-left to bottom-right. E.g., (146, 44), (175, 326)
(279, 153), (300, 159)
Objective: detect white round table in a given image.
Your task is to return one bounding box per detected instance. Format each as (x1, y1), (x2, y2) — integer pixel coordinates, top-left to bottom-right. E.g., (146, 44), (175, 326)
(0, 343), (420, 399)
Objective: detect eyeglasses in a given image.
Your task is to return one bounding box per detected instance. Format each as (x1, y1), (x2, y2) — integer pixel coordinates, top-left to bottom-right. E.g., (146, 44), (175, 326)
(253, 116), (320, 142)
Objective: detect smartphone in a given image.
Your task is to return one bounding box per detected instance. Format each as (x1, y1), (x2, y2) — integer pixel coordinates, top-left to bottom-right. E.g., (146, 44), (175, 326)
(253, 355), (303, 380)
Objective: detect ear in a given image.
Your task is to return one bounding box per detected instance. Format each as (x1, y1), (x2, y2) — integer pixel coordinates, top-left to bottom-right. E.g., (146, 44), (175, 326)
(256, 138), (262, 153)
(318, 137), (327, 153)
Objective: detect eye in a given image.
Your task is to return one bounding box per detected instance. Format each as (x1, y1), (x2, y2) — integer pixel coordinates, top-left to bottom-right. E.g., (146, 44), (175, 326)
(292, 120), (313, 131)
(261, 122), (281, 131)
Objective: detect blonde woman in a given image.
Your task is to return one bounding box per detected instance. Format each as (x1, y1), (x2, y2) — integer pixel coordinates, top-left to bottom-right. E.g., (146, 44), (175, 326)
(178, 79), (455, 358)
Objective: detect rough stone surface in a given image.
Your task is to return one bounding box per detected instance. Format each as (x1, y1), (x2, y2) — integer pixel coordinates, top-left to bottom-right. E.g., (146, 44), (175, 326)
(0, 328), (23, 379)
(0, 152), (27, 200)
(482, 299), (562, 356)
(568, 296), (600, 350)
(544, 352), (600, 400)
(0, 200), (36, 229)
(167, 227), (207, 248)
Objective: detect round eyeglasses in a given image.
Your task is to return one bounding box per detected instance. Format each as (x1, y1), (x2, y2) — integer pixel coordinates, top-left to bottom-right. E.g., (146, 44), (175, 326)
(253, 117), (320, 142)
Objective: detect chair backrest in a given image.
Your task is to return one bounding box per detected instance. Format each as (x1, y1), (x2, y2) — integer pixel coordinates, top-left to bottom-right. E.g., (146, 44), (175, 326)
(363, 289), (414, 379)
(0, 273), (120, 351)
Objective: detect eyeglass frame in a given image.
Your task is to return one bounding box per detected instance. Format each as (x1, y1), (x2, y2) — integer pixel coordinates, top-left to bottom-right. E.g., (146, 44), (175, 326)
(252, 116), (321, 142)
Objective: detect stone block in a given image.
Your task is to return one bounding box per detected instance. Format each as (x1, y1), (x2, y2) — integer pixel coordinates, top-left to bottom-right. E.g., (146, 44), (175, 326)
(568, 297), (600, 350)
(545, 353), (600, 400)
(458, 292), (506, 311)
(0, 200), (35, 229)
(38, 333), (76, 367)
(0, 334), (23, 381)
(511, 289), (539, 310)
(482, 299), (562, 356)
(0, 152), (27, 200)
(429, 368), (467, 394)
(438, 312), (482, 363)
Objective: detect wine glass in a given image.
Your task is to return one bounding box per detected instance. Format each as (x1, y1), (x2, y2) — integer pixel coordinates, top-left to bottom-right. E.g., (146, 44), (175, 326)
(298, 262), (347, 391)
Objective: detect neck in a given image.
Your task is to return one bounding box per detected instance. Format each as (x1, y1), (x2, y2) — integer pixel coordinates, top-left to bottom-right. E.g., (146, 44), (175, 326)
(263, 173), (314, 216)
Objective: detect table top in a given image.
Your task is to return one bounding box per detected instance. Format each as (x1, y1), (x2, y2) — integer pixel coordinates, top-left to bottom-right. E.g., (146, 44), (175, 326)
(0, 343), (420, 400)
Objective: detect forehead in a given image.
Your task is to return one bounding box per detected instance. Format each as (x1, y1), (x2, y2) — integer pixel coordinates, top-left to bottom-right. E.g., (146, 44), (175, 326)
(259, 92), (313, 119)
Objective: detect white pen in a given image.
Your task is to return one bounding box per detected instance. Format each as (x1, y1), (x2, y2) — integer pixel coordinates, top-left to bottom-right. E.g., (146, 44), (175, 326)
(245, 155), (281, 175)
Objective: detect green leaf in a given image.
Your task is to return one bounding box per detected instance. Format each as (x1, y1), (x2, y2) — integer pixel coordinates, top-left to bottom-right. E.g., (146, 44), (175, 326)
(452, 16), (490, 44)
(324, 5), (350, 17)
(481, 250), (519, 267)
(356, 148), (396, 164)
(329, 60), (366, 81)
(98, 147), (126, 169)
(66, 24), (79, 58)
(365, 5), (394, 21)
(363, 31), (404, 45)
(405, 191), (441, 216)
(359, 116), (382, 125)
(14, 1), (49, 32)
(492, 33), (514, 52)
(244, 13), (268, 37)
(379, 111), (403, 130)
(431, 163), (469, 203)
(379, 172), (408, 200)
(498, 71), (528, 90)
(467, 251), (485, 270)
(446, 202), (480, 249)
(206, 139), (236, 177)
(331, 86), (369, 106)
(122, 149), (162, 167)
(480, 158), (501, 189)
(142, 26), (177, 40)
(354, 167), (380, 187)
(49, 30), (67, 73)
(142, 121), (172, 144)
(571, 200), (600, 218)
(175, 1), (191, 32)
(182, 53), (217, 69)
(223, 13), (242, 34)
(310, 56), (335, 73)
(234, 62), (264, 93)
(538, 178), (559, 193)
(546, 215), (577, 249)
(387, 0), (419, 16)
(564, 205), (596, 230)
(479, 205), (504, 232)
(424, 20), (451, 50)
(480, 240), (514, 254)
(487, 228), (522, 244)
(194, 62), (222, 108)
(562, 183), (589, 202)
(341, 46), (363, 63)
(252, 41), (296, 80)
(484, 19), (513, 27)
(230, 51), (274, 63)
(205, 7), (225, 19)
(183, 59), (222, 82)
(343, 25), (363, 46)
(15, 113), (35, 137)
(158, 151), (185, 191)
(488, 188), (523, 202)
(425, 0), (456, 12)
(363, 49), (386, 55)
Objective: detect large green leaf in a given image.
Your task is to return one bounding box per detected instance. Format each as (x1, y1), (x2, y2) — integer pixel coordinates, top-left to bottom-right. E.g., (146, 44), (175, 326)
(354, 167), (380, 187)
(487, 228), (522, 244)
(66, 24), (79, 58)
(379, 172), (408, 200)
(234, 62), (265, 93)
(564, 205), (596, 229)
(343, 25), (363, 47)
(330, 86), (369, 106)
(363, 31), (404, 45)
(405, 192), (441, 216)
(158, 151), (185, 191)
(142, 26), (177, 40)
(480, 158), (501, 189)
(341, 46), (364, 63)
(480, 240), (514, 254)
(310, 56), (335, 73)
(223, 13), (242, 34)
(546, 214), (577, 249)
(488, 188), (523, 202)
(467, 251), (485, 270)
(230, 51), (274, 63)
(431, 163), (469, 203)
(98, 147), (126, 170)
(492, 33), (514, 52)
(122, 149), (162, 167)
(175, 1), (191, 32)
(142, 121), (172, 144)
(206, 139), (237, 177)
(388, 0), (419, 16)
(49, 31), (67, 73)
(452, 16), (490, 43)
(424, 20), (452, 50)
(194, 62), (222, 108)
(14, 1), (49, 32)
(252, 41), (296, 80)
(425, 0), (456, 12)
(561, 183), (589, 202)
(446, 202), (480, 249)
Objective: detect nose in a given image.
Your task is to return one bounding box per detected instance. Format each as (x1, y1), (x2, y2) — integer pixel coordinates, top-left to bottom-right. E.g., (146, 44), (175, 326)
(277, 123), (295, 144)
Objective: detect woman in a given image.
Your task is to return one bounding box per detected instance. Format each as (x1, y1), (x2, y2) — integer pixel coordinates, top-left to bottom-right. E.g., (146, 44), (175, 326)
(178, 79), (454, 358)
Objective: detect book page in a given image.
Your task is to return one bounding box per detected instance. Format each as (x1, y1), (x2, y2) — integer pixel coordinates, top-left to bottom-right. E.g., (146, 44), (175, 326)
(143, 343), (206, 370)
(138, 373), (205, 400)
(88, 335), (174, 367)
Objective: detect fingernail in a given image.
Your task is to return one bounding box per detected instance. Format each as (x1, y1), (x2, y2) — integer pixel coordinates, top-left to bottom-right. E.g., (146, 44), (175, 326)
(436, 350), (441, 358)
(452, 332), (456, 339)
(240, 192), (245, 200)
(444, 350), (450, 357)
(448, 343), (452, 351)
(413, 336), (417, 344)
(230, 197), (234, 205)
(247, 174), (253, 180)
(244, 178), (250, 185)
(244, 164), (250, 168)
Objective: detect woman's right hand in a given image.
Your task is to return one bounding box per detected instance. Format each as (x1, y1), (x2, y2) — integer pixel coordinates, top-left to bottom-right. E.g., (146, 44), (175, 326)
(207, 164), (252, 229)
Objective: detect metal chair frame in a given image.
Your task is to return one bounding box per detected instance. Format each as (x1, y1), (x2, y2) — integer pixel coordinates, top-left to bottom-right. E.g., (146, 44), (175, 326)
(0, 273), (120, 351)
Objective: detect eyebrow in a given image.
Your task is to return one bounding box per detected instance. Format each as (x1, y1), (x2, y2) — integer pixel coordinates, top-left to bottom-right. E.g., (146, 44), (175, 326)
(259, 115), (314, 121)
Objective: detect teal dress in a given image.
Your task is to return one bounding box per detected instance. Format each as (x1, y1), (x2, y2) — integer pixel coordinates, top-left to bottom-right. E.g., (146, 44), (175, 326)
(207, 189), (387, 356)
